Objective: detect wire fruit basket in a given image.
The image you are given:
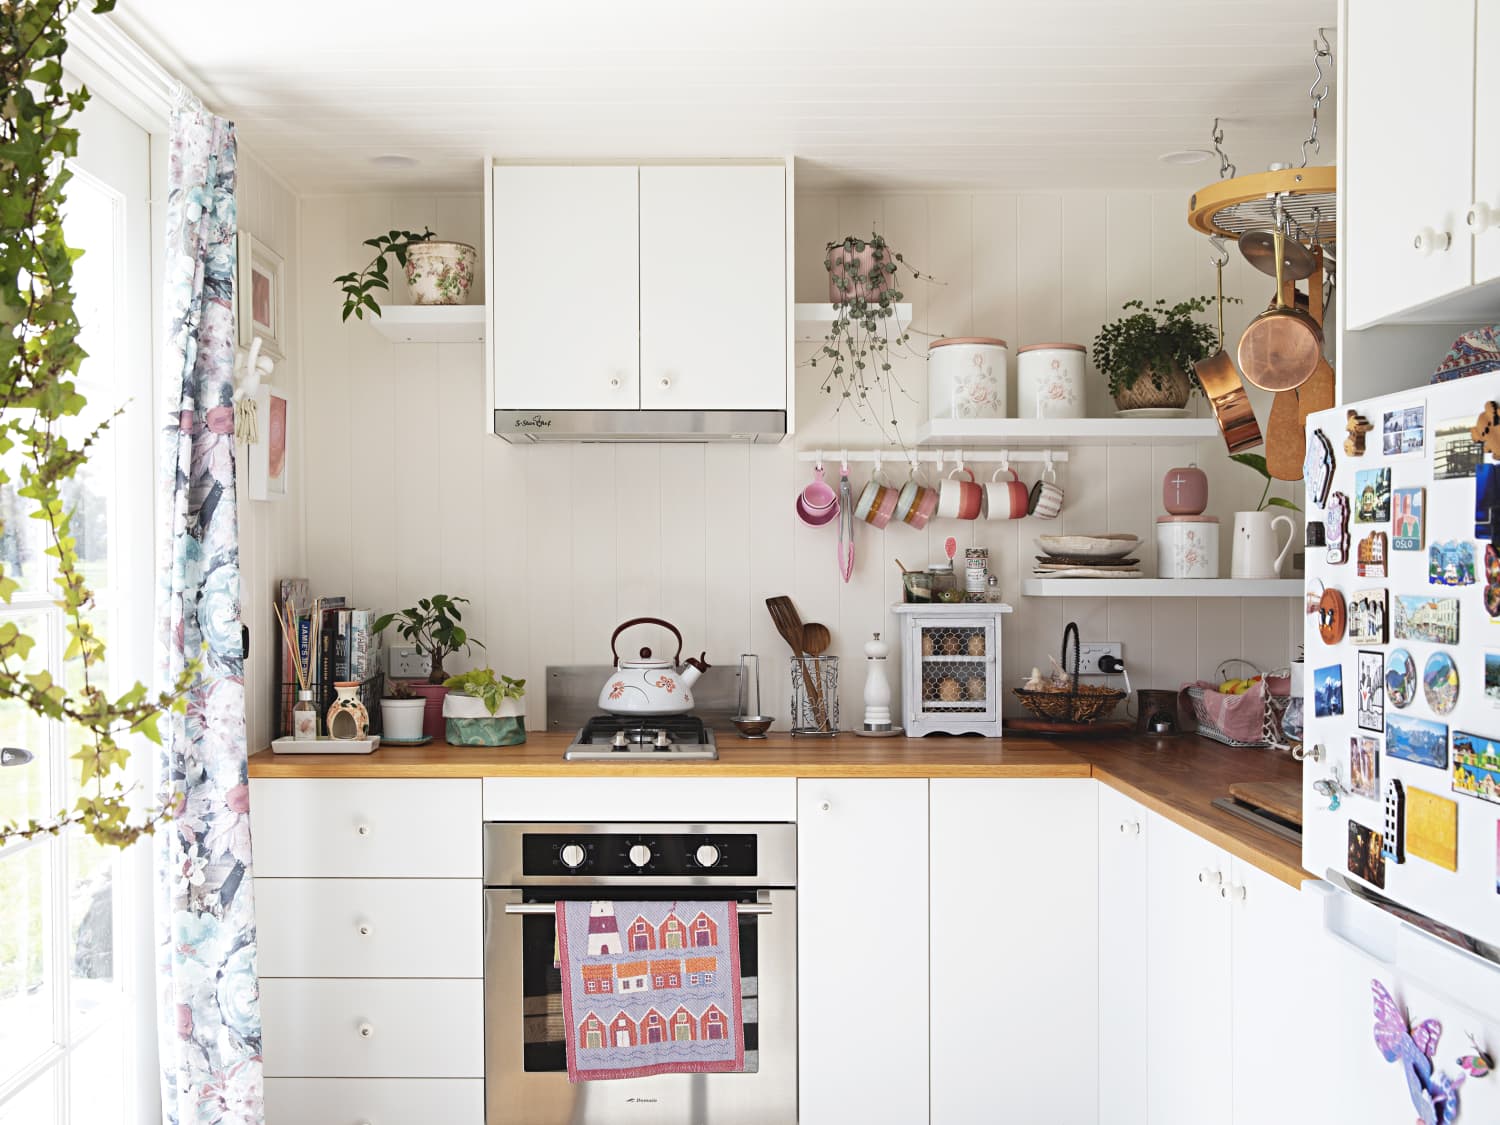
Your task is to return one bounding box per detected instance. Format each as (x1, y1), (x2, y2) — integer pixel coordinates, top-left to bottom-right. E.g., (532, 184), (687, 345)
(1185, 659), (1291, 749)
(1013, 622), (1126, 725)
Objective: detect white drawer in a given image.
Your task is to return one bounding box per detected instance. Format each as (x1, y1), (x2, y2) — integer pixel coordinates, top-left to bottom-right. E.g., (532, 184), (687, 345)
(483, 776), (796, 821)
(251, 779), (480, 877)
(261, 978), (483, 1078)
(257, 879), (481, 978)
(264, 1078), (483, 1124)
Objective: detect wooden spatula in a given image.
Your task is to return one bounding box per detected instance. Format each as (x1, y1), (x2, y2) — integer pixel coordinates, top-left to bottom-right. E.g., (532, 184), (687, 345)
(766, 596), (825, 726)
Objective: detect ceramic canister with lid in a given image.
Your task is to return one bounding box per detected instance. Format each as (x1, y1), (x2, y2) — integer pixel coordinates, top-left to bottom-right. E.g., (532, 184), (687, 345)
(928, 337), (1007, 419)
(1016, 343), (1085, 419)
(1155, 515), (1219, 579)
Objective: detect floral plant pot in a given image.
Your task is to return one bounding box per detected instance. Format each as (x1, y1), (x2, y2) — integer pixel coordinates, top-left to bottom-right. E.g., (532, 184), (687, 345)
(1112, 364), (1191, 411)
(445, 715), (527, 747)
(826, 241), (892, 304)
(380, 697), (427, 741)
(404, 240), (476, 306)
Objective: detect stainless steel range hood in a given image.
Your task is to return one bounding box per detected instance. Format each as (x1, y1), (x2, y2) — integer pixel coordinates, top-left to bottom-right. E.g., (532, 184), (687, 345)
(494, 409), (787, 443)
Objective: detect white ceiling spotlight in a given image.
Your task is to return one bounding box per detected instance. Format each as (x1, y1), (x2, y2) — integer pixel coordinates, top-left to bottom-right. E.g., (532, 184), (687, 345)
(1157, 148), (1214, 166)
(370, 154), (419, 169)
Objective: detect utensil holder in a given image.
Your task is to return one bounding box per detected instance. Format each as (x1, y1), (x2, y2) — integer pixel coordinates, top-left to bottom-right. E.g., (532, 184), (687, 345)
(791, 656), (839, 736)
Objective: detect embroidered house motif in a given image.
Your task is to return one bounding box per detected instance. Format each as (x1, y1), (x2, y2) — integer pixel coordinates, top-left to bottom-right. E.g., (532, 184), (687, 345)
(586, 901), (620, 956)
(700, 1004), (728, 1040)
(639, 1007), (668, 1045)
(578, 1012), (606, 1049)
(616, 960), (649, 993)
(690, 910), (719, 948)
(686, 955), (718, 986)
(609, 1010), (638, 1048)
(650, 959), (683, 989)
(671, 1005), (697, 1041)
(582, 964), (614, 995)
(659, 912), (688, 950)
(627, 915), (657, 952)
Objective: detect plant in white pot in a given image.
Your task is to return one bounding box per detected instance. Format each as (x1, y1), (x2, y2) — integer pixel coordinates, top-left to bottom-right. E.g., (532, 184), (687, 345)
(334, 226), (476, 319)
(442, 669), (527, 747)
(379, 678), (428, 742)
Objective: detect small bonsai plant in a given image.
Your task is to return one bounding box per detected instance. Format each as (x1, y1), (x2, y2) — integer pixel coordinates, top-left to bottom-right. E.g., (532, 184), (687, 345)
(1091, 296), (1231, 409)
(1230, 452), (1301, 512)
(373, 594), (482, 683)
(334, 226), (434, 320)
(442, 669), (526, 715)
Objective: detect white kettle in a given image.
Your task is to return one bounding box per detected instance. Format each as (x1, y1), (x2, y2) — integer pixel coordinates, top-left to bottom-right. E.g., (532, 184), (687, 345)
(598, 617), (710, 716)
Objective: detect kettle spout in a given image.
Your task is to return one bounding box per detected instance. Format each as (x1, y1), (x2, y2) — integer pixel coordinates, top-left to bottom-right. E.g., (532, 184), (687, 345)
(681, 652), (710, 688)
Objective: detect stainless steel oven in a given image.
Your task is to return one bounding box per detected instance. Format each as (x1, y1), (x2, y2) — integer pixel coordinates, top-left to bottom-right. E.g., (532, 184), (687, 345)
(483, 822), (797, 1124)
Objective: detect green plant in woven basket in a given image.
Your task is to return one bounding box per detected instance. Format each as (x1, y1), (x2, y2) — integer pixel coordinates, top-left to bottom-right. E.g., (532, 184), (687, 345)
(1091, 295), (1233, 398)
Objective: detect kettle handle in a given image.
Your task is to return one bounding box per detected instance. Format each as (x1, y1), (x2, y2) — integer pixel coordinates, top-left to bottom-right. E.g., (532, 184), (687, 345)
(610, 617), (683, 668)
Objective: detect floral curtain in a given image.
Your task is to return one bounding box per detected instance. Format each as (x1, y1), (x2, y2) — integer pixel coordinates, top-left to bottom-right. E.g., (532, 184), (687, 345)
(155, 106), (262, 1125)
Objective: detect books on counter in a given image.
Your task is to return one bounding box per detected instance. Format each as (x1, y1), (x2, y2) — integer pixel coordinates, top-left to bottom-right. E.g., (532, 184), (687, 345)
(276, 579), (385, 736)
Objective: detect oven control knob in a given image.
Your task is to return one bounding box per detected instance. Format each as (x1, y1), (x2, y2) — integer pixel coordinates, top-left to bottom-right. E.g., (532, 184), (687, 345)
(628, 844), (652, 867)
(695, 844), (720, 868)
(560, 844), (586, 869)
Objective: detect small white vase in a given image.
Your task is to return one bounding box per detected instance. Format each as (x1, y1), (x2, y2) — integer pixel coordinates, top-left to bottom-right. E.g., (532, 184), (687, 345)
(1230, 510), (1294, 579)
(380, 697), (427, 741)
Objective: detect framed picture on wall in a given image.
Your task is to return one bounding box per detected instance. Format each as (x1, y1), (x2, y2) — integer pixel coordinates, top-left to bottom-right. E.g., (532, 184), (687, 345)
(248, 384), (289, 502)
(237, 230), (285, 359)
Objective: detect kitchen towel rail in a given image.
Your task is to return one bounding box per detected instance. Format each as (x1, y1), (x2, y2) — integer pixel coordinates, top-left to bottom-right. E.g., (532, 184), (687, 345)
(502, 902), (773, 916)
(796, 448), (1069, 465)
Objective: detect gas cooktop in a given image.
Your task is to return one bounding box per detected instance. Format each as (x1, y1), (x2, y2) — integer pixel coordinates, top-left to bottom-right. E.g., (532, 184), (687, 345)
(563, 714), (718, 761)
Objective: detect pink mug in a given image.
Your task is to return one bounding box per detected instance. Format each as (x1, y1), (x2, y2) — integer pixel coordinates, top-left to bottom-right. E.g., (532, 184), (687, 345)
(937, 467), (982, 521)
(854, 470), (898, 529)
(984, 467), (1030, 520)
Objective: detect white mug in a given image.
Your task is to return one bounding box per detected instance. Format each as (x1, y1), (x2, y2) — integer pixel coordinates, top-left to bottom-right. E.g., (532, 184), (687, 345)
(984, 466), (1030, 520)
(936, 467), (982, 520)
(1230, 510), (1294, 579)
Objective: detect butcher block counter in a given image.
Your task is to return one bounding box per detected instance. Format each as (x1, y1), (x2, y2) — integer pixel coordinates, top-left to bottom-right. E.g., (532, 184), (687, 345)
(248, 730), (1309, 886)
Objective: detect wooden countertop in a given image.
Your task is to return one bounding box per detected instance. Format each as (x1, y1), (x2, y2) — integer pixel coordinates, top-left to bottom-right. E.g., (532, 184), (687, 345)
(248, 731), (1309, 887)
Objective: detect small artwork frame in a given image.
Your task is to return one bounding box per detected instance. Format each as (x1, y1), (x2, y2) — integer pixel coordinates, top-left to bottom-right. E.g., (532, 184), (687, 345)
(1428, 540), (1476, 586)
(237, 231), (285, 359)
(1386, 713), (1449, 770)
(1486, 652), (1500, 707)
(1382, 403), (1425, 457)
(1355, 468), (1392, 523)
(248, 383), (289, 502)
(1314, 664), (1344, 718)
(1452, 730), (1500, 807)
(1393, 593), (1461, 646)
(1347, 820), (1387, 889)
(1357, 531), (1388, 578)
(1350, 735), (1380, 799)
(1392, 487), (1425, 551)
(1357, 650), (1385, 732)
(1348, 588), (1389, 646)
(1435, 416), (1484, 479)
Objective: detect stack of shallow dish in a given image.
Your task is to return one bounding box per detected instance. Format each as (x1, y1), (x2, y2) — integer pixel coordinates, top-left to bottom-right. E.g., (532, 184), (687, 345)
(1034, 534), (1142, 578)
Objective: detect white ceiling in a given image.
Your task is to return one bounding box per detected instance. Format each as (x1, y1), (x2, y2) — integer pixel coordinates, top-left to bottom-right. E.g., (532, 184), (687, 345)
(109, 0), (1337, 195)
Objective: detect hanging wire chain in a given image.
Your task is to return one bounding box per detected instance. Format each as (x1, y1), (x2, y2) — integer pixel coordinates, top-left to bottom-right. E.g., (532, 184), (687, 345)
(1299, 28), (1334, 168)
(1211, 117), (1236, 180)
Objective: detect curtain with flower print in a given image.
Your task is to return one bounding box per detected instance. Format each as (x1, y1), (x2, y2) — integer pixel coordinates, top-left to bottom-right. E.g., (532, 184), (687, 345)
(155, 106), (263, 1125)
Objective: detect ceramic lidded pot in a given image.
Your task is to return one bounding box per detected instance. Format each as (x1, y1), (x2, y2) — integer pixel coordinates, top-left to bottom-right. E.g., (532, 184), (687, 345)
(1016, 343), (1085, 419)
(928, 337), (1008, 420)
(1156, 515), (1219, 579)
(405, 240), (477, 305)
(1162, 463), (1209, 515)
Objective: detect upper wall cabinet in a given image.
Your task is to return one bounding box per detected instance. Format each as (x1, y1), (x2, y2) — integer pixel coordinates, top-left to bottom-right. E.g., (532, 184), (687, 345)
(1475, 0), (1500, 284)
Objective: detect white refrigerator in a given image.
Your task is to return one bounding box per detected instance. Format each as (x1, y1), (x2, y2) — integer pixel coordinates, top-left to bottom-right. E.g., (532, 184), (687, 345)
(1303, 372), (1500, 1122)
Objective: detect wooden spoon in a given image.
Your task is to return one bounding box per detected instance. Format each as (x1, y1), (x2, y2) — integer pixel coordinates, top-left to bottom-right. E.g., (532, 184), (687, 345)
(802, 622), (832, 656)
(766, 596), (825, 726)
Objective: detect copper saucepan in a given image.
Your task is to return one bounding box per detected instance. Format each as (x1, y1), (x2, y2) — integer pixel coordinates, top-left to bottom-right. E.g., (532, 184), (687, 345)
(1193, 249), (1262, 454)
(1237, 224), (1323, 392)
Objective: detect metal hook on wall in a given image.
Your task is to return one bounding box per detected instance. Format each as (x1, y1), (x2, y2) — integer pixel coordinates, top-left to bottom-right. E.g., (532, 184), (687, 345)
(1208, 235), (1231, 269)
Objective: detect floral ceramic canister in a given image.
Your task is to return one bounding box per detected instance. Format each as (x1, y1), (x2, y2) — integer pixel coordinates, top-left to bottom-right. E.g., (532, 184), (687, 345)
(1156, 515), (1219, 579)
(1017, 343), (1085, 419)
(928, 337), (1007, 420)
(405, 240), (476, 305)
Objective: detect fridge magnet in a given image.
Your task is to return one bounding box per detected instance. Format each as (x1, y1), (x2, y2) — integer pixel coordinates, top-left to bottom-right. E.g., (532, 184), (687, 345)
(1358, 531), (1389, 578)
(1487, 653), (1500, 706)
(1306, 428), (1335, 506)
(1406, 785), (1459, 872)
(1471, 400), (1500, 459)
(1458, 1035), (1493, 1079)
(1371, 978), (1464, 1125)
(1477, 461), (1500, 542)
(1306, 520), (1327, 547)
(1392, 487), (1426, 551)
(1357, 650), (1385, 731)
(1381, 778), (1405, 861)
(1386, 714), (1449, 769)
(1486, 545), (1500, 617)
(1314, 664), (1345, 717)
(1387, 648), (1418, 709)
(1383, 403), (1426, 457)
(1353, 735), (1381, 799)
(1355, 468), (1392, 523)
(1428, 540), (1476, 586)
(1314, 766), (1347, 811)
(1348, 820), (1387, 888)
(1327, 491), (1352, 564)
(1452, 730), (1500, 806)
(1317, 586), (1347, 645)
(1349, 589), (1389, 645)
(1394, 594), (1461, 646)
(1436, 416), (1485, 479)
(1344, 409), (1374, 456)
(1422, 651), (1460, 715)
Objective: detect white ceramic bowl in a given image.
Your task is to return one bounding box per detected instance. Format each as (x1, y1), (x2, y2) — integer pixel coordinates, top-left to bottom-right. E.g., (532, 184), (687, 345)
(1035, 533), (1140, 560)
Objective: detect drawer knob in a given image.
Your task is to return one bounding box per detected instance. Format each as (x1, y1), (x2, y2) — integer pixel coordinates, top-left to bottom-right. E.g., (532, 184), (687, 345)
(359, 1022), (374, 1039)
(819, 800), (831, 812)
(1413, 227), (1452, 256)
(609, 376), (621, 388)
(659, 376), (671, 390)
(1221, 882), (1247, 902)
(1197, 867), (1223, 887)
(356, 823), (370, 837)
(357, 922), (373, 937)
(1468, 202), (1495, 236)
(1118, 819), (1140, 835)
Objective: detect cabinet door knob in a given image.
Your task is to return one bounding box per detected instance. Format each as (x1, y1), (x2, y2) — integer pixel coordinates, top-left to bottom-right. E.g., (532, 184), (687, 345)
(358, 1022), (374, 1038)
(356, 823), (370, 837)
(1119, 819), (1141, 835)
(1414, 227), (1453, 255)
(658, 376), (671, 390)
(1197, 867), (1223, 887)
(819, 800), (831, 812)
(357, 921), (373, 937)
(1468, 202), (1495, 235)
(1221, 883), (1247, 902)
(609, 376), (621, 388)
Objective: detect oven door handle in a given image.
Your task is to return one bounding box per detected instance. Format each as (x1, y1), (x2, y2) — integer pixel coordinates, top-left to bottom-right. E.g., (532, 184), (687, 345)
(503, 902), (773, 916)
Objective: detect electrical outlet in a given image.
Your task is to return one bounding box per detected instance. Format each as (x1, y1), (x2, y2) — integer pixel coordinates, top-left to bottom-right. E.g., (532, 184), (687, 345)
(1078, 642), (1123, 676)
(388, 646), (430, 679)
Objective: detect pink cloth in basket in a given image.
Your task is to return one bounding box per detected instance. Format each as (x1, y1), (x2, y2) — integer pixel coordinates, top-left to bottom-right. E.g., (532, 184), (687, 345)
(1183, 678), (1267, 744)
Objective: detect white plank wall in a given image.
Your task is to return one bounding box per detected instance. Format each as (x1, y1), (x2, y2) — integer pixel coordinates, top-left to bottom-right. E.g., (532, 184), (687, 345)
(282, 187), (1301, 734)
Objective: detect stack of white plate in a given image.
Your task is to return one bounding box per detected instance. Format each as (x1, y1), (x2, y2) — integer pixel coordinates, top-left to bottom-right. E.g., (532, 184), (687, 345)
(1033, 534), (1142, 578)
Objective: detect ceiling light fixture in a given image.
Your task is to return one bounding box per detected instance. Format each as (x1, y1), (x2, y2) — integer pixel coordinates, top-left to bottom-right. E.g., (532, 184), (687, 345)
(1158, 148), (1213, 166)
(370, 154), (418, 169)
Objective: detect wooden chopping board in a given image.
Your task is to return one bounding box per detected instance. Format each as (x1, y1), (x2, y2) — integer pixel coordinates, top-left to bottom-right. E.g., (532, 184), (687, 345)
(1228, 778), (1302, 827)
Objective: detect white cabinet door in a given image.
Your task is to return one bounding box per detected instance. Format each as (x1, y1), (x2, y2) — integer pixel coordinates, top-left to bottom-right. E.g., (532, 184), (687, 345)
(1475, 0), (1500, 283)
(1146, 813), (1232, 1125)
(798, 779), (928, 1125)
(1344, 0), (1476, 327)
(1098, 785), (1148, 1125)
(639, 165), (785, 411)
(930, 779), (1098, 1124)
(264, 1079), (483, 1125)
(492, 165), (640, 409)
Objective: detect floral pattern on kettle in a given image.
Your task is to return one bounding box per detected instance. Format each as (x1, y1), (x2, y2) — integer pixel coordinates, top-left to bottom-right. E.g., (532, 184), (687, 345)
(654, 677), (677, 693)
(954, 352), (1002, 419)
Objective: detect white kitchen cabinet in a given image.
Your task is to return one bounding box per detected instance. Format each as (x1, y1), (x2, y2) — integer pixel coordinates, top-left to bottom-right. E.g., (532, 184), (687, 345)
(1475, 0), (1500, 283)
(639, 165), (786, 411)
(1098, 785), (1148, 1125)
(264, 1079), (483, 1125)
(797, 779), (928, 1125)
(929, 779), (1098, 1124)
(491, 165), (641, 410)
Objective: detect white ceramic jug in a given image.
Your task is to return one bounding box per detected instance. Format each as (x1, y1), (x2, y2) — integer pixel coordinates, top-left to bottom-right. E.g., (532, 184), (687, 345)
(1230, 510), (1294, 579)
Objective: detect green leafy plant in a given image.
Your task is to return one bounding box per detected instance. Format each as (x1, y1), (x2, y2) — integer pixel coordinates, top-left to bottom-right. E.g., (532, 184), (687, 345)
(333, 226), (434, 321)
(383, 678), (418, 700)
(442, 668), (525, 716)
(373, 594), (482, 684)
(1091, 296), (1233, 398)
(1230, 453), (1301, 512)
(0, 0), (194, 848)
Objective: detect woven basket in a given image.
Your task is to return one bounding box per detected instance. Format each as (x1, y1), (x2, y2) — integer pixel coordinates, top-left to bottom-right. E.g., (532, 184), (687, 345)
(1013, 684), (1127, 724)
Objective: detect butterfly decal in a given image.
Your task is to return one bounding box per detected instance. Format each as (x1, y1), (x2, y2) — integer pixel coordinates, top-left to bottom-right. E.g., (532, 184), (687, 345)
(1371, 978), (1464, 1125)
(1458, 1034), (1493, 1079)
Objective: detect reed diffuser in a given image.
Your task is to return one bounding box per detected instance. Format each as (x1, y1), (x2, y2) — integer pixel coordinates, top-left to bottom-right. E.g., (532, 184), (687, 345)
(274, 601), (318, 740)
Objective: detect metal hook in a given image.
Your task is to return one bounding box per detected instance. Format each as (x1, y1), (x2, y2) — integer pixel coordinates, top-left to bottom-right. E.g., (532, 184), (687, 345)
(1208, 235), (1230, 269)
(840, 448), (849, 475)
(1300, 30), (1334, 168)
(816, 448), (824, 472)
(1211, 116), (1236, 180)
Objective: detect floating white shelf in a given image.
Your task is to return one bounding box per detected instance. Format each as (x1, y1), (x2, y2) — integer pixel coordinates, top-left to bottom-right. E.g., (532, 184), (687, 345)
(368, 304), (485, 343)
(1020, 578), (1302, 598)
(794, 302), (913, 342)
(916, 416), (1220, 447)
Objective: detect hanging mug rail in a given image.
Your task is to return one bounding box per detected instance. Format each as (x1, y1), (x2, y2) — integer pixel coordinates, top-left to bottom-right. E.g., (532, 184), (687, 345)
(796, 448), (1069, 465)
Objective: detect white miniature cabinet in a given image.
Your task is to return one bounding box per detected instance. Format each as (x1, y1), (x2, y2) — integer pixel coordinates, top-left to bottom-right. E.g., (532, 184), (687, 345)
(892, 603), (1011, 736)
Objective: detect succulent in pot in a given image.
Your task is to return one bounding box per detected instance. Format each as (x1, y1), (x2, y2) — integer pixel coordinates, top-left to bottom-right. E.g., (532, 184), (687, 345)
(380, 678), (428, 742)
(442, 669), (527, 747)
(1091, 296), (1230, 412)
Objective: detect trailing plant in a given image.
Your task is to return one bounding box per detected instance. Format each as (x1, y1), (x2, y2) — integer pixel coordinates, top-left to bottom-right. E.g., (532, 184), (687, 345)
(373, 594), (482, 684)
(0, 0), (194, 849)
(442, 668), (525, 716)
(1230, 453), (1301, 512)
(1091, 296), (1233, 398)
(333, 226), (434, 320)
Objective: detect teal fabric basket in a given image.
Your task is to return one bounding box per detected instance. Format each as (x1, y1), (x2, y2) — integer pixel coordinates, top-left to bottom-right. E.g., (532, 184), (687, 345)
(445, 715), (526, 747)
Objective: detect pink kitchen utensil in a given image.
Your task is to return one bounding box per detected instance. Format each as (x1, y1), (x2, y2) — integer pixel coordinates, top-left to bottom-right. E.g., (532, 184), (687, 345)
(796, 459), (839, 527)
(837, 459), (855, 582)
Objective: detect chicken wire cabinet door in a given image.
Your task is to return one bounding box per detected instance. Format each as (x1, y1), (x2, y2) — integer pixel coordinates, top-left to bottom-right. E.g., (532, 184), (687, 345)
(893, 605), (1007, 736)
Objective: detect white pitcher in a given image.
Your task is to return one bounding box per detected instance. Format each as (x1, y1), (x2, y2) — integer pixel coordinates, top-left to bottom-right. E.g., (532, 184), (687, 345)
(1231, 510), (1294, 579)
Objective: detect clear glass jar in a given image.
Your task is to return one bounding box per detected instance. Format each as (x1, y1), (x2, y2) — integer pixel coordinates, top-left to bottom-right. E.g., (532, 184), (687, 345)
(927, 563), (960, 602)
(292, 690), (319, 740)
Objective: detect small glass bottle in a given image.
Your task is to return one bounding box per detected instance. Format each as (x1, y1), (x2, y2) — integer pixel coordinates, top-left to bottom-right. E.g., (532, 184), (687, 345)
(927, 563), (959, 603)
(292, 690), (319, 740)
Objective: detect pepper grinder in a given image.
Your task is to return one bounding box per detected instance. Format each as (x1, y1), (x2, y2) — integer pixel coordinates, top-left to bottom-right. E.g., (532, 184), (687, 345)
(856, 632), (901, 737)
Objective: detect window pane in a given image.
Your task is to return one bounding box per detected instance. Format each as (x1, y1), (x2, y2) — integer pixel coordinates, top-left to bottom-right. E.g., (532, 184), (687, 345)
(62, 170), (118, 395)
(0, 476), (52, 600)
(67, 831), (115, 1027)
(0, 1071), (55, 1125)
(0, 845), (56, 1085)
(67, 1019), (124, 1124)
(0, 610), (55, 829)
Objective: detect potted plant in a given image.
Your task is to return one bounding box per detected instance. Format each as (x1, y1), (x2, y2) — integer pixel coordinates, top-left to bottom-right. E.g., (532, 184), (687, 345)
(373, 594), (483, 738)
(1228, 453), (1302, 579)
(441, 669), (527, 747)
(334, 226), (476, 320)
(379, 678), (428, 742)
(1091, 296), (1227, 412)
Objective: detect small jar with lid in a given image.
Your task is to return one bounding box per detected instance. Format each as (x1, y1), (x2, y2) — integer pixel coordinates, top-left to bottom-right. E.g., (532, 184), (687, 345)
(926, 563), (960, 602)
(1017, 343), (1086, 419)
(928, 337), (1007, 420)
